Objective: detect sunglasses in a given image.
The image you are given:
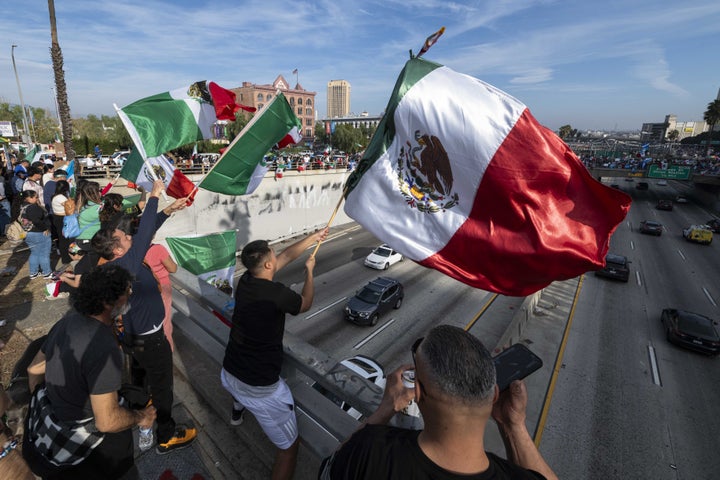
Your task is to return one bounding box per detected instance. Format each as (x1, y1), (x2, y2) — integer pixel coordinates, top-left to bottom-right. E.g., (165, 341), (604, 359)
(411, 337), (429, 397)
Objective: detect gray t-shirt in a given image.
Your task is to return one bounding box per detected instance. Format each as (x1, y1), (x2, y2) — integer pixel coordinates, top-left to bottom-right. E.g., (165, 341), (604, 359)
(43, 311), (123, 421)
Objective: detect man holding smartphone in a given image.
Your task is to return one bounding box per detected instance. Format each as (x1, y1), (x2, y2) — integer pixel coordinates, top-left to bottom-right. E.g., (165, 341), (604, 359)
(320, 324), (558, 480)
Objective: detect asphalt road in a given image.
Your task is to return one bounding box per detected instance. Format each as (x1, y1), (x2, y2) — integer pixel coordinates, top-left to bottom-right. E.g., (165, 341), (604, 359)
(260, 178), (720, 479)
(541, 179), (720, 479)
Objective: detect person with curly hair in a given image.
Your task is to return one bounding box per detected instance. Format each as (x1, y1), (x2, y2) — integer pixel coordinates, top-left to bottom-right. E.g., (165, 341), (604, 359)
(22, 264), (157, 479)
(91, 180), (194, 455)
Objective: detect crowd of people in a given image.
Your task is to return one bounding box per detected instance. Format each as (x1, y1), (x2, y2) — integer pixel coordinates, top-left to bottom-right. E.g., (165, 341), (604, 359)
(2, 154), (558, 480)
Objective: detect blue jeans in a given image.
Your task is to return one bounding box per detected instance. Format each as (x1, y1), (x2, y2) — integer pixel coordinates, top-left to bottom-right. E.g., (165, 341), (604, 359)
(25, 231), (52, 275)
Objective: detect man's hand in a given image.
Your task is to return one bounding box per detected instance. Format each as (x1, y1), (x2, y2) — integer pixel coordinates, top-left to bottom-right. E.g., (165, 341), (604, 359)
(305, 254), (316, 273)
(366, 364), (415, 425)
(135, 405), (157, 429)
(492, 379), (528, 429)
(313, 227), (330, 244)
(149, 179), (165, 198)
(163, 197), (188, 215)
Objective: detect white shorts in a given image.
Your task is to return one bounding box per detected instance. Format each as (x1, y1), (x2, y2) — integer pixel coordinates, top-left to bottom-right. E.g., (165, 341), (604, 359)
(220, 368), (298, 450)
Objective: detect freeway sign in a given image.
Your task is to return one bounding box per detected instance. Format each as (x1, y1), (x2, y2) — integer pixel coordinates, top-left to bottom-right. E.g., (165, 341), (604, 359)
(647, 165), (691, 180)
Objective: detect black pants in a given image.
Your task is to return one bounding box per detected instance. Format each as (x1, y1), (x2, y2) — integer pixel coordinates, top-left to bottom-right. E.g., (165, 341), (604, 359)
(51, 214), (72, 264)
(127, 330), (176, 443)
(23, 428), (137, 480)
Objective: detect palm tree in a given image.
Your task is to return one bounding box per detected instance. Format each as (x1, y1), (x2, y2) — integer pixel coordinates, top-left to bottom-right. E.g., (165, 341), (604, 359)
(703, 99), (720, 156)
(48, 0), (75, 162)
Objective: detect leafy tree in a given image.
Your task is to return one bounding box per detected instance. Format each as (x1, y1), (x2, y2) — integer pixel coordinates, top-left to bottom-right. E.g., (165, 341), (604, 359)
(315, 121), (329, 145)
(225, 111), (249, 139)
(667, 129), (680, 142)
(331, 124), (366, 153)
(558, 125), (573, 139)
(703, 99), (720, 155)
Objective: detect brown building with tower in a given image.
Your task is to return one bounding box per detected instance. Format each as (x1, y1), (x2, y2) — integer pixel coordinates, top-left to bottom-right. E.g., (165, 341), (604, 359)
(233, 75), (316, 141)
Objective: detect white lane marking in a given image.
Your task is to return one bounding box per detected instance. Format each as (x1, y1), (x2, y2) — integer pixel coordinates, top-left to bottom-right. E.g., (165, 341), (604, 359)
(305, 297), (347, 320)
(677, 249), (686, 260)
(635, 271), (642, 287)
(303, 225), (363, 250)
(702, 287), (717, 307)
(648, 345), (661, 386)
(630, 240), (635, 251)
(353, 318), (397, 350)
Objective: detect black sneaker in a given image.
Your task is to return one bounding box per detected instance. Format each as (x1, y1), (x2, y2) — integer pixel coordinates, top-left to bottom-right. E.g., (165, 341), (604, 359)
(230, 407), (245, 426)
(29, 272), (40, 279)
(155, 426), (197, 455)
(43, 272), (55, 280)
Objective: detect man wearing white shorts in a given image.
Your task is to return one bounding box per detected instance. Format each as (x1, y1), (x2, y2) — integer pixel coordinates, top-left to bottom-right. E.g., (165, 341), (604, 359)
(221, 229), (328, 480)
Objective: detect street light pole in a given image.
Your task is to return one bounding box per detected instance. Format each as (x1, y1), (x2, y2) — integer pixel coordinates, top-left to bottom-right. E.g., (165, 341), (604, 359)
(11, 44), (33, 146)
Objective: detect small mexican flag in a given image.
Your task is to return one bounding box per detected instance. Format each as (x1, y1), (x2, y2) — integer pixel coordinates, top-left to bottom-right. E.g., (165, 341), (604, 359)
(166, 231), (237, 295)
(198, 92), (301, 196)
(119, 150), (196, 203)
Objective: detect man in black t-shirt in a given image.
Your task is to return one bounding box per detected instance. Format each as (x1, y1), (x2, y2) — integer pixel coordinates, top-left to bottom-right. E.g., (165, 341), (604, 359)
(320, 325), (558, 480)
(221, 227), (328, 480)
(22, 264), (156, 479)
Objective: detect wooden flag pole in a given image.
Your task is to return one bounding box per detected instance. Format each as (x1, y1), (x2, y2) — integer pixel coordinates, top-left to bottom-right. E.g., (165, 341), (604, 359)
(311, 186), (347, 257)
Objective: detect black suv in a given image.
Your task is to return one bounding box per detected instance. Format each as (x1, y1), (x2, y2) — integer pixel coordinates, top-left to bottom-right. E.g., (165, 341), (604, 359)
(595, 254), (630, 282)
(344, 277), (404, 326)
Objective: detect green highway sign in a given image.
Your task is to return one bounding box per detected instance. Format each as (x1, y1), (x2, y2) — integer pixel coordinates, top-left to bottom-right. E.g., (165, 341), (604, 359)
(647, 165), (691, 180)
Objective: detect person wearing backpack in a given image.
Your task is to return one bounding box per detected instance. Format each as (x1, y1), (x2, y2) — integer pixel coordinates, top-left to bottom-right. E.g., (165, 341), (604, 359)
(19, 190), (53, 279)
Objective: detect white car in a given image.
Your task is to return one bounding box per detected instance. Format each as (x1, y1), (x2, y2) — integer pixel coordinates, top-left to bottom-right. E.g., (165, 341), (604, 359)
(312, 356), (386, 420)
(364, 244), (403, 270)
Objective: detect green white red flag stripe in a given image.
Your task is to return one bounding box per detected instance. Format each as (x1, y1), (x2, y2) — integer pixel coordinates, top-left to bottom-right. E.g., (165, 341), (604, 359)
(119, 150), (196, 204)
(166, 231), (237, 295)
(198, 92), (301, 195)
(116, 81), (245, 159)
(344, 57), (631, 296)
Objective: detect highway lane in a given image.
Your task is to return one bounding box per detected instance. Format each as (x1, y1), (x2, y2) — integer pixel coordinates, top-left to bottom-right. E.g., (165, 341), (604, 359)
(254, 181), (719, 478)
(542, 181), (720, 479)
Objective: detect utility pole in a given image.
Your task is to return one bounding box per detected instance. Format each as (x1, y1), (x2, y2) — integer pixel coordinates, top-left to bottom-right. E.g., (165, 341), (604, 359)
(11, 44), (33, 146)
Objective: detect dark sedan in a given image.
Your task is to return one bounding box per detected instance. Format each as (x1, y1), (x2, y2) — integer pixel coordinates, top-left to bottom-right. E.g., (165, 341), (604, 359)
(639, 220), (663, 236)
(595, 254), (630, 282)
(660, 309), (720, 356)
(344, 277), (404, 326)
(656, 200), (673, 211)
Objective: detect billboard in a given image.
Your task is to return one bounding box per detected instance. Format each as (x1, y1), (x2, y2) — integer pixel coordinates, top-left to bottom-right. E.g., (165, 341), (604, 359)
(0, 121), (16, 137)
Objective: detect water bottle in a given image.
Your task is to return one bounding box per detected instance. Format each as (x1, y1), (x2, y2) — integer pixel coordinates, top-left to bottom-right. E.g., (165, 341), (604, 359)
(138, 426), (154, 451)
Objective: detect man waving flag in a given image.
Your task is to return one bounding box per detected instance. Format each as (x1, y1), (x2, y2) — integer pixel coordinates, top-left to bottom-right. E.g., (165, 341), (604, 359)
(344, 57), (631, 296)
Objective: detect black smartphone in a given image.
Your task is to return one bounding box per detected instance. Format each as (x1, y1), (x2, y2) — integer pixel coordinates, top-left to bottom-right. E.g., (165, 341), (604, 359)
(493, 343), (543, 391)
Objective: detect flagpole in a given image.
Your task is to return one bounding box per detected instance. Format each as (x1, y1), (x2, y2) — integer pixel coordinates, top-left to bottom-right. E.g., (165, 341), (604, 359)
(192, 93), (280, 188)
(311, 186), (347, 257)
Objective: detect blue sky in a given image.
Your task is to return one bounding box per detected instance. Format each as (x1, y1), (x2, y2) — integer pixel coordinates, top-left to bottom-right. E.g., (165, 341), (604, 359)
(1, 0), (719, 132)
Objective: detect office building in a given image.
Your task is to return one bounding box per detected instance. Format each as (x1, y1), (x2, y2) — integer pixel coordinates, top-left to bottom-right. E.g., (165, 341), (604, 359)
(327, 80), (351, 118)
